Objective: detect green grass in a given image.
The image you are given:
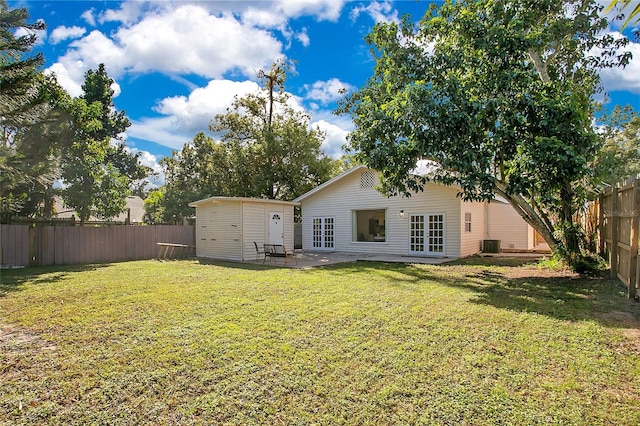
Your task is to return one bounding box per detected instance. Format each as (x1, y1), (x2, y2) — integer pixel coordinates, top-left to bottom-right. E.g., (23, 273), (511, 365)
(1, 259), (640, 425)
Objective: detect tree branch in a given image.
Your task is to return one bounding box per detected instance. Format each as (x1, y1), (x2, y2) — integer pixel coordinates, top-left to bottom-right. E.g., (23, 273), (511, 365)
(528, 50), (551, 83)
(495, 181), (558, 250)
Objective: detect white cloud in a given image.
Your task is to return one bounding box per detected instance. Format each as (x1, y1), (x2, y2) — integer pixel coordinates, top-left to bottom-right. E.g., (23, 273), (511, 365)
(305, 78), (354, 104)
(154, 80), (262, 134)
(45, 62), (84, 98)
(243, 6), (288, 28)
(599, 36), (640, 94)
(50, 25), (86, 44)
(45, 30), (127, 97)
(240, 1), (343, 47)
(312, 119), (351, 158)
(296, 28), (311, 47)
(98, 1), (148, 25)
(278, 0), (345, 21)
(118, 5), (281, 77)
(128, 116), (192, 151)
(130, 147), (165, 187)
(128, 78), (345, 156)
(350, 0), (398, 24)
(81, 8), (96, 26)
(48, 4), (283, 94)
(127, 79), (273, 150)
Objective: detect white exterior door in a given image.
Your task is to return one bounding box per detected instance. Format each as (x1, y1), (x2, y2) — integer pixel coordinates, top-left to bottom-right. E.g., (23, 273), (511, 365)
(312, 217), (334, 250)
(409, 213), (445, 255)
(269, 211), (284, 244)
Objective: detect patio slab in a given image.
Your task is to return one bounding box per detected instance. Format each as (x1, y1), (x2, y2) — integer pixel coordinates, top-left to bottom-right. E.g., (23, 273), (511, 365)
(254, 251), (453, 269)
(251, 250), (550, 269)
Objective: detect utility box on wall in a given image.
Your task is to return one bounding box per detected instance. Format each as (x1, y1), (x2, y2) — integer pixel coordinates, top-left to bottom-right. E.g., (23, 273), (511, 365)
(483, 239), (501, 253)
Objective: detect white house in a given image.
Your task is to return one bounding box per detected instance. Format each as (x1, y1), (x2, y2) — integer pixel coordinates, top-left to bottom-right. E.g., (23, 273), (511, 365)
(188, 197), (298, 262)
(293, 166), (542, 259)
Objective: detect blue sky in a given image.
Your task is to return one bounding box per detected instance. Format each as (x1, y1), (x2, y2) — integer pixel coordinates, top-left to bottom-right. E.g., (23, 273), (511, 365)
(12, 0), (640, 186)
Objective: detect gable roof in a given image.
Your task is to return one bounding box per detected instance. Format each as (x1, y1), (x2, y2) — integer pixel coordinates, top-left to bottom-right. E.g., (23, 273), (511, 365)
(293, 165), (367, 203)
(188, 196), (299, 208)
(294, 164), (509, 205)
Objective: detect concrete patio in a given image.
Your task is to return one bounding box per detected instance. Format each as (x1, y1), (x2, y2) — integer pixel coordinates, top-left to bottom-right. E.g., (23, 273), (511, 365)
(250, 250), (549, 269)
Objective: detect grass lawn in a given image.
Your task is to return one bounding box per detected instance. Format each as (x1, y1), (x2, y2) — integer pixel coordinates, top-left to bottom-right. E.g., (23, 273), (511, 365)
(1, 258), (640, 424)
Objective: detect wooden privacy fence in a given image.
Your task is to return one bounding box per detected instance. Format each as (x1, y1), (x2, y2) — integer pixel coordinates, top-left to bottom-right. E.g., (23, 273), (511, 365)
(0, 225), (195, 267)
(598, 177), (640, 299)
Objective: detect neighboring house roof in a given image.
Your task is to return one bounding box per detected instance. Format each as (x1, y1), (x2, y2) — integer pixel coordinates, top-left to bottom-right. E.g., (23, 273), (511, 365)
(53, 195), (146, 223)
(188, 196), (300, 208)
(293, 165), (367, 203)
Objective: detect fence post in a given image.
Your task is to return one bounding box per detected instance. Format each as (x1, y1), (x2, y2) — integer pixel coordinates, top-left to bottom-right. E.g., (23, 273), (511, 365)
(29, 225), (37, 266)
(611, 186), (618, 280)
(598, 192), (605, 257)
(628, 179), (639, 299)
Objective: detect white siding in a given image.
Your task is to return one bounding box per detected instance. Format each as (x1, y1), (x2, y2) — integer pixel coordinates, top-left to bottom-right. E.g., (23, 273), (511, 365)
(243, 203), (267, 261)
(459, 200), (487, 257)
(300, 170), (463, 257)
(282, 206), (295, 250)
(241, 202), (295, 261)
(486, 201), (533, 251)
(195, 201), (243, 261)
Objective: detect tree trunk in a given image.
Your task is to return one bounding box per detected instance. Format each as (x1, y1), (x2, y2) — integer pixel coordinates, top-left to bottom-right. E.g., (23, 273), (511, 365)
(560, 184), (581, 257)
(495, 182), (559, 252)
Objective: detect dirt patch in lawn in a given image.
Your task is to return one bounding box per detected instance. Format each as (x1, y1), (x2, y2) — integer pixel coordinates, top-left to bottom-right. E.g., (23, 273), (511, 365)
(0, 324), (56, 356)
(598, 310), (640, 338)
(502, 264), (579, 279)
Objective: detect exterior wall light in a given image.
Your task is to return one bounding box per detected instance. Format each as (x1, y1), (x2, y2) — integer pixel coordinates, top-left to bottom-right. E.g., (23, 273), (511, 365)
(399, 210), (405, 218)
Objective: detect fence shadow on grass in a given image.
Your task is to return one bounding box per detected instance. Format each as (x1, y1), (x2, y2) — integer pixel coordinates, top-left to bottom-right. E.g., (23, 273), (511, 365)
(0, 264), (113, 297)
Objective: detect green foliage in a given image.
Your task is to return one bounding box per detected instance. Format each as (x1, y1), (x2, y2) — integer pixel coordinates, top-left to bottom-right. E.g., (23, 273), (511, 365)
(59, 65), (146, 223)
(158, 132), (228, 222)
(572, 253), (608, 275)
(143, 187), (165, 224)
(592, 105), (640, 189)
(338, 0), (630, 265)
(157, 61), (340, 222)
(0, 1), (69, 222)
(209, 60), (338, 200)
(0, 0), (45, 127)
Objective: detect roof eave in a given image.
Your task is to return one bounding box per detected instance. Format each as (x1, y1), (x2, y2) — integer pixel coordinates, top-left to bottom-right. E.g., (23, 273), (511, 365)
(293, 165), (367, 203)
(188, 196), (300, 208)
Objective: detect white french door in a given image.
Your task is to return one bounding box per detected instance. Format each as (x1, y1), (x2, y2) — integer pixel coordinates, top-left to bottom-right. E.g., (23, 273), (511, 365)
(409, 213), (445, 255)
(312, 217), (335, 250)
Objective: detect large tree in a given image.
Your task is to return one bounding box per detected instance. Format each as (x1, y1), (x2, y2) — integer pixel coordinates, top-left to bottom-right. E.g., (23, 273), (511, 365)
(157, 132), (234, 222)
(209, 60), (338, 200)
(60, 64), (146, 223)
(338, 0), (630, 262)
(0, 0), (68, 221)
(154, 61), (340, 223)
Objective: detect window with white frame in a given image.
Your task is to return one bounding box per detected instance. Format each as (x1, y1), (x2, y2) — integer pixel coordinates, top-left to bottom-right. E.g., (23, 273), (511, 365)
(352, 209), (386, 242)
(464, 212), (472, 232)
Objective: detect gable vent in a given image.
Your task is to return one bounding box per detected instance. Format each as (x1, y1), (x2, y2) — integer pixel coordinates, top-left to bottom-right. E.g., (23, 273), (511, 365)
(360, 171), (375, 189)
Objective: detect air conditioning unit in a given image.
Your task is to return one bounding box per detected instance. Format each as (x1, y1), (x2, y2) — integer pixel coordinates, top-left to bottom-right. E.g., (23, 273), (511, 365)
(483, 239), (501, 253)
